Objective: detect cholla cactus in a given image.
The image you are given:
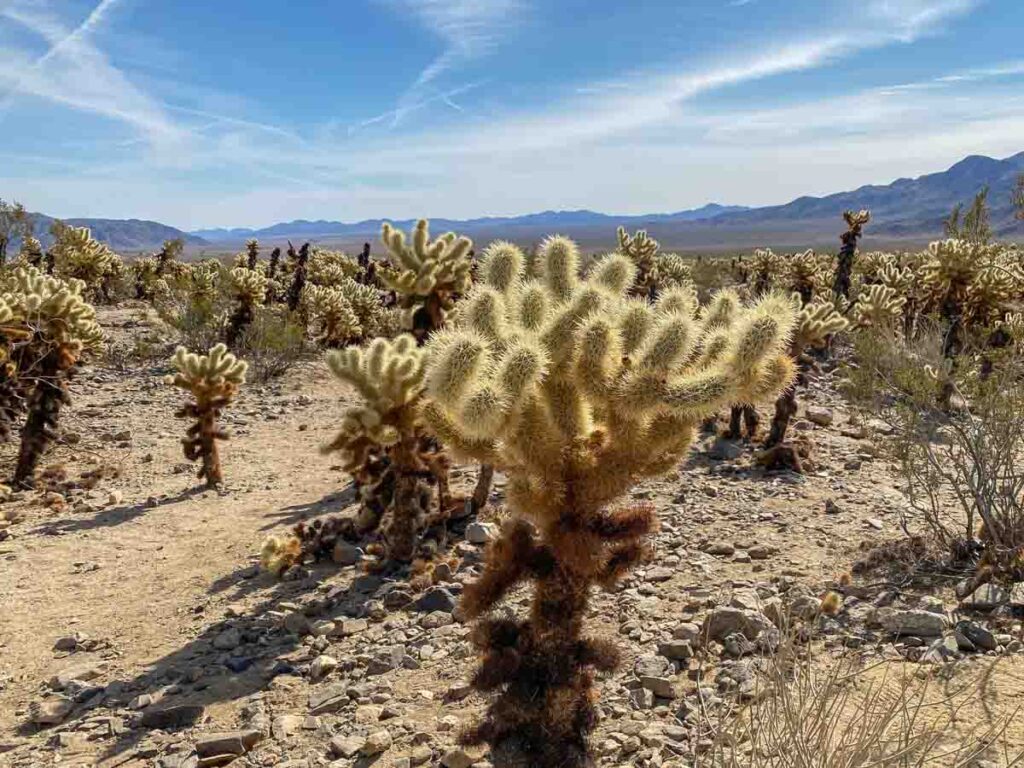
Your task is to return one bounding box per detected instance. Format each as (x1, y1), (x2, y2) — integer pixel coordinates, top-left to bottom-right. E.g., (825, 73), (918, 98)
(750, 248), (782, 296)
(657, 252), (694, 291)
(421, 236), (796, 766)
(132, 257), (168, 301)
(786, 250), (829, 305)
(616, 227), (660, 298)
(245, 238), (259, 270)
(320, 334), (451, 562)
(155, 239), (184, 277)
(853, 283), (905, 328)
(285, 242), (310, 312)
(833, 210), (870, 299)
(303, 284), (362, 347)
(764, 298), (849, 452)
(308, 248), (362, 287)
(166, 344), (247, 488)
(225, 266), (268, 346)
(6, 268), (104, 486)
(379, 219), (473, 342)
(19, 235), (44, 268)
(0, 296), (27, 442)
(50, 225), (122, 302)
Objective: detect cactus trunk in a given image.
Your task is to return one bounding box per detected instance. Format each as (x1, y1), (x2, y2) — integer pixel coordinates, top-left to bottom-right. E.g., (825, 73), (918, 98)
(765, 382), (799, 448)
(14, 344), (72, 487)
(471, 463), (495, 513)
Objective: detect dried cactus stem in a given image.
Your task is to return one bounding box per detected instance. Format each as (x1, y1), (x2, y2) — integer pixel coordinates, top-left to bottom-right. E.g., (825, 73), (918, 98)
(179, 398), (229, 488)
(225, 301), (254, 347)
(286, 242), (310, 312)
(471, 463), (495, 513)
(764, 382), (799, 448)
(13, 344), (73, 488)
(725, 404), (759, 440)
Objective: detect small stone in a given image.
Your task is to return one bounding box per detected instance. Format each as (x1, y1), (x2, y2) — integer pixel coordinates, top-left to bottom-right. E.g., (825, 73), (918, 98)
(956, 620), (997, 651)
(709, 438), (743, 460)
(361, 730), (393, 756)
(410, 744), (433, 765)
(272, 714), (303, 740)
(879, 609), (949, 638)
(639, 676), (678, 699)
(702, 607), (775, 642)
(920, 635), (959, 664)
(703, 541), (735, 557)
(657, 641), (693, 661)
(961, 583), (1008, 611)
(465, 521), (497, 544)
(335, 618), (368, 637)
(441, 748), (475, 768)
(195, 730), (263, 758)
(212, 627), (241, 650)
(330, 735), (363, 759)
(805, 406), (834, 426)
(413, 587), (457, 613)
(824, 499), (841, 514)
(283, 611), (311, 635)
(628, 687), (655, 709)
(140, 704), (204, 729)
(30, 697), (74, 725)
(51, 663), (105, 689)
(332, 541), (363, 566)
(421, 610), (454, 629)
(309, 655), (338, 681)
(748, 545), (773, 560)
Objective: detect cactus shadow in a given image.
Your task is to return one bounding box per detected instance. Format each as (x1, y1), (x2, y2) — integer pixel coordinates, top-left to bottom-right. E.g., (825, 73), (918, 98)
(259, 483), (358, 531)
(28, 486), (208, 536)
(34, 559), (387, 764)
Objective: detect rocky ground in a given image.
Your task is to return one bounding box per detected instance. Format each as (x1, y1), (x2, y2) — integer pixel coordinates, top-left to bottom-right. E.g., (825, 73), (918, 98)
(2, 307), (1024, 768)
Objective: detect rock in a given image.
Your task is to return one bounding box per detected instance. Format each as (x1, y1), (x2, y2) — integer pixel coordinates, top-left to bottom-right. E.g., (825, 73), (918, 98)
(673, 622), (701, 642)
(702, 607), (775, 642)
(824, 499), (842, 515)
(50, 663), (105, 689)
(865, 518), (884, 531)
(361, 730), (393, 756)
(639, 676), (678, 699)
(421, 611), (454, 629)
(412, 587), (457, 613)
(805, 407), (833, 426)
(212, 627), (241, 650)
(646, 566), (673, 582)
(355, 705), (383, 723)
(308, 685), (348, 714)
(628, 687), (655, 709)
(634, 654), (672, 679)
(283, 611), (311, 635)
(961, 583), (1009, 611)
(441, 748), (475, 768)
(335, 619), (368, 637)
(332, 541), (362, 566)
(709, 438), (743, 461)
(657, 641), (693, 661)
(879, 609), (949, 638)
(956, 620), (997, 651)
(465, 521), (497, 544)
(53, 634), (84, 652)
(309, 655), (338, 681)
(272, 714), (303, 740)
(920, 635), (959, 664)
(748, 545), (774, 560)
(30, 697), (74, 725)
(410, 745), (433, 765)
(330, 735), (363, 759)
(703, 541), (735, 557)
(140, 704), (204, 729)
(722, 632), (755, 658)
(195, 730), (263, 758)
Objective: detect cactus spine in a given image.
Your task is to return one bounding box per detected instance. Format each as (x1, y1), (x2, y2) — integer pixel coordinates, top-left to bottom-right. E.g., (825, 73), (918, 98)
(422, 236), (796, 767)
(167, 344), (247, 488)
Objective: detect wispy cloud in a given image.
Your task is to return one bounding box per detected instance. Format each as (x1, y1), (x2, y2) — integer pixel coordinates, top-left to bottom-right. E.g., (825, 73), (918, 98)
(0, 0), (184, 141)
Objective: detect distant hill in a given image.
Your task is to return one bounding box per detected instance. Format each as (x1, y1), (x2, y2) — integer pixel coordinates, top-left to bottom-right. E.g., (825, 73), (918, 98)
(19, 214), (206, 253)
(14, 151), (1024, 254)
(190, 203), (753, 243)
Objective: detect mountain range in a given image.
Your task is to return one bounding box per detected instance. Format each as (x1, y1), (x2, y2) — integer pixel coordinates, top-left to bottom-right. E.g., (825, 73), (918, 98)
(16, 152), (1024, 253)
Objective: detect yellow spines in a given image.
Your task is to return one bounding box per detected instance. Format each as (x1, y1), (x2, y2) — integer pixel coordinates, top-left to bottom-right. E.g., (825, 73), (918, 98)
(656, 253), (694, 290)
(786, 249), (829, 299)
(50, 225), (122, 295)
(167, 343), (248, 394)
(853, 283), (905, 328)
(793, 298), (850, 350)
(9, 266), (104, 352)
(260, 534), (301, 576)
(230, 266), (268, 305)
(323, 334), (425, 466)
(479, 241), (525, 292)
(380, 219), (473, 298)
(844, 209), (871, 230)
(422, 234), (798, 525)
(303, 284), (362, 345)
(308, 247), (362, 287)
(591, 253), (638, 294)
(749, 248), (782, 293)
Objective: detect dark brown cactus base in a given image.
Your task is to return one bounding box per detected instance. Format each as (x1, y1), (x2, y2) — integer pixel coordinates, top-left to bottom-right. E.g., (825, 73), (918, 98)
(14, 347), (73, 488)
(470, 463), (495, 513)
(178, 398), (230, 488)
(764, 386), (798, 448)
(0, 364), (25, 442)
(460, 505), (656, 768)
(225, 303), (254, 348)
(723, 404), (759, 440)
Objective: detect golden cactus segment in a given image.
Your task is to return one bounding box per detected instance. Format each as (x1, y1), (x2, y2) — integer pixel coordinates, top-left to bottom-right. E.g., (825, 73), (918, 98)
(302, 284), (362, 346)
(379, 219), (473, 339)
(229, 266), (268, 305)
(793, 298), (850, 350)
(167, 343), (247, 488)
(853, 283), (906, 328)
(9, 266), (104, 352)
(421, 234), (797, 766)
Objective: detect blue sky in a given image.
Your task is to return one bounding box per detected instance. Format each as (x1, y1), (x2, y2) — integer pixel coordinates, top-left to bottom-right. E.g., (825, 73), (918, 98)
(0, 0), (1022, 229)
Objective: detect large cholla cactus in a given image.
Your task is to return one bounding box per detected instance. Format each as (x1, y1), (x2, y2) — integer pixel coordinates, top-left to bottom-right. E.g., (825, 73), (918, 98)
(379, 220), (473, 342)
(308, 247), (362, 287)
(420, 236), (796, 766)
(786, 249), (829, 305)
(18, 235), (44, 268)
(833, 210), (870, 299)
(225, 266), (268, 346)
(749, 248), (782, 297)
(853, 283), (906, 328)
(302, 284), (361, 347)
(320, 334), (451, 562)
(166, 344), (247, 488)
(6, 267), (103, 486)
(764, 298), (849, 453)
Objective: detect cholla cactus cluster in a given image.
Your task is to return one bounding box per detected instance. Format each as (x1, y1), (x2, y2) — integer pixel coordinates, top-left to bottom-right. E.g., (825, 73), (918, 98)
(420, 235), (796, 766)
(302, 284), (362, 347)
(749, 248), (782, 296)
(379, 220), (474, 341)
(833, 210), (871, 299)
(49, 225), (124, 303)
(853, 283), (906, 328)
(225, 266), (269, 345)
(786, 250), (830, 305)
(166, 344), (247, 488)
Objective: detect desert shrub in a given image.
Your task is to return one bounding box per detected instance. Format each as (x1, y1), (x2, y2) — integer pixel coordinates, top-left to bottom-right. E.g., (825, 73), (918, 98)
(845, 320), (1024, 574)
(701, 642), (1016, 767)
(157, 283), (231, 353)
(233, 307), (306, 382)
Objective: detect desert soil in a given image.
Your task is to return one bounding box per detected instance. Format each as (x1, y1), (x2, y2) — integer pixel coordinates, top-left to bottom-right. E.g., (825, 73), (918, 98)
(1, 306), (1023, 768)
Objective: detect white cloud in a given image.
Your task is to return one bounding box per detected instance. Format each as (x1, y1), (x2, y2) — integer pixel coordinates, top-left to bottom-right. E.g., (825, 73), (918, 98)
(0, 0), (184, 141)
